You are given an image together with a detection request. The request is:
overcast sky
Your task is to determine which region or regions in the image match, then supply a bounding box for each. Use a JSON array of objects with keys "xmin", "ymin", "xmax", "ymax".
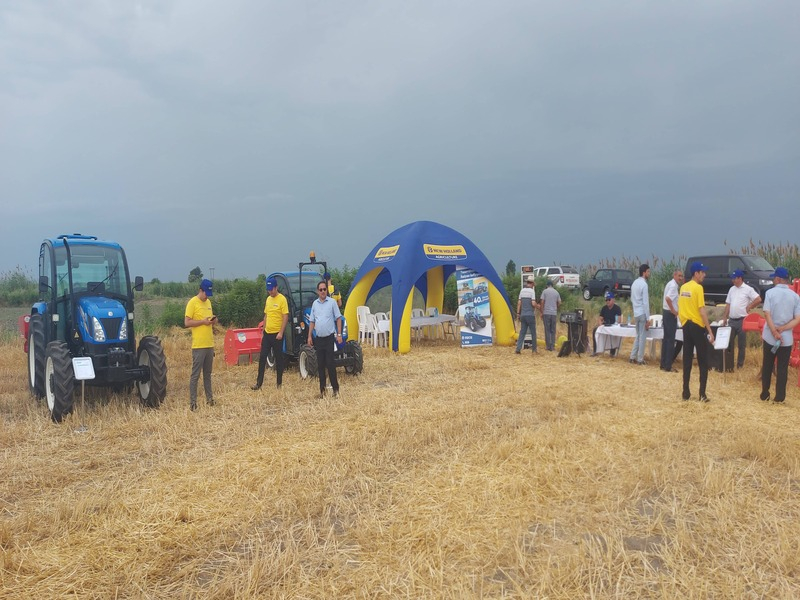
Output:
[{"xmin": 2, "ymin": 1, "xmax": 798, "ymax": 282}]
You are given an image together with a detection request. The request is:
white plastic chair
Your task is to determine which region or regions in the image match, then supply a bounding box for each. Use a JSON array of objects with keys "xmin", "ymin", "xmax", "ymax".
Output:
[
  {"xmin": 426, "ymin": 307, "xmax": 444, "ymax": 338},
  {"xmin": 356, "ymin": 306, "xmax": 374, "ymax": 344},
  {"xmin": 411, "ymin": 308, "xmax": 425, "ymax": 340},
  {"xmin": 373, "ymin": 312, "xmax": 389, "ymax": 347},
  {"xmin": 648, "ymin": 314, "xmax": 663, "ymax": 360}
]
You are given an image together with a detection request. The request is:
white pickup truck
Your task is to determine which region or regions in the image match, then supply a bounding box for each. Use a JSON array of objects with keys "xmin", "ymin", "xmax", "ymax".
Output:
[{"xmin": 534, "ymin": 265, "xmax": 581, "ymax": 290}]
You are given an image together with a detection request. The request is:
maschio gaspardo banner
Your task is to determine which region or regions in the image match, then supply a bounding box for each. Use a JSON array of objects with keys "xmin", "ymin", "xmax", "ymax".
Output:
[{"xmin": 456, "ymin": 266, "xmax": 492, "ymax": 347}]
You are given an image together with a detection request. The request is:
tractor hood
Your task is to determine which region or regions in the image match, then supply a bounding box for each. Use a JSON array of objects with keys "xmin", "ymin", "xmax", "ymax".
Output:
[{"xmin": 76, "ymin": 296, "xmax": 128, "ymax": 343}]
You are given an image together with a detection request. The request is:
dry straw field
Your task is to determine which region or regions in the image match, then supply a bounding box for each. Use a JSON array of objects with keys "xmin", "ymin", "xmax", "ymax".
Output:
[{"xmin": 1, "ymin": 326, "xmax": 800, "ymax": 599}]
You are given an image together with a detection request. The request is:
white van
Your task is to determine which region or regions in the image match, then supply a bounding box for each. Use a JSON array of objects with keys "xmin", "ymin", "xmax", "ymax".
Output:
[{"xmin": 534, "ymin": 265, "xmax": 581, "ymax": 290}]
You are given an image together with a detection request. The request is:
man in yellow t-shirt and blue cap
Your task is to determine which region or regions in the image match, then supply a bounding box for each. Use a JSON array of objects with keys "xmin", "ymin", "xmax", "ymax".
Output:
[{"xmin": 184, "ymin": 278, "xmax": 216, "ymax": 411}]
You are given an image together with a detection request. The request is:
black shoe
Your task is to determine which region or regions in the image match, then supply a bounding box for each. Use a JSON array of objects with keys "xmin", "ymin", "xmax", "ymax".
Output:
[
  {"xmin": 333, "ymin": 390, "xmax": 340, "ymax": 398},
  {"xmin": 682, "ymin": 391, "xmax": 690, "ymax": 401},
  {"xmin": 637, "ymin": 360, "xmax": 647, "ymax": 366},
  {"xmin": 773, "ymin": 399, "xmax": 785, "ymax": 404},
  {"xmin": 318, "ymin": 391, "xmax": 325, "ymax": 399},
  {"xmin": 760, "ymin": 391, "xmax": 770, "ymax": 401},
  {"xmin": 251, "ymin": 384, "xmax": 261, "ymax": 391},
  {"xmin": 207, "ymin": 400, "xmax": 215, "ymax": 406},
  {"xmin": 514, "ymin": 350, "xmax": 521, "ymax": 354},
  {"xmin": 700, "ymin": 395, "xmax": 710, "ymax": 403},
  {"xmin": 629, "ymin": 358, "xmax": 636, "ymax": 364},
  {"xmin": 190, "ymin": 402, "xmax": 197, "ymax": 411}
]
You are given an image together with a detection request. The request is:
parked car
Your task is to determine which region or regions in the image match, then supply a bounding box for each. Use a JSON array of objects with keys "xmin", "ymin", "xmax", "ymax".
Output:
[
  {"xmin": 534, "ymin": 265, "xmax": 581, "ymax": 290},
  {"xmin": 582, "ymin": 268, "xmax": 635, "ymax": 300},
  {"xmin": 684, "ymin": 254, "xmax": 775, "ymax": 304}
]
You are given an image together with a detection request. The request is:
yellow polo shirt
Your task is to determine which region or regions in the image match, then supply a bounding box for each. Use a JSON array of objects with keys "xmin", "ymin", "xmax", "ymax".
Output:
[
  {"xmin": 263, "ymin": 293, "xmax": 289, "ymax": 334},
  {"xmin": 185, "ymin": 296, "xmax": 214, "ymax": 349},
  {"xmin": 678, "ymin": 279, "xmax": 705, "ymax": 328}
]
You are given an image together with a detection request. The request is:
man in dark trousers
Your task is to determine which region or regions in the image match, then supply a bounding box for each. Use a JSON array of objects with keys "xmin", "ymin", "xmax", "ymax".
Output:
[
  {"xmin": 759, "ymin": 267, "xmax": 800, "ymax": 403},
  {"xmin": 308, "ymin": 280, "xmax": 343, "ymax": 398},
  {"xmin": 252, "ymin": 277, "xmax": 289, "ymax": 390},
  {"xmin": 678, "ymin": 262, "xmax": 715, "ymax": 402},
  {"xmin": 660, "ymin": 269, "xmax": 684, "ymax": 372}
]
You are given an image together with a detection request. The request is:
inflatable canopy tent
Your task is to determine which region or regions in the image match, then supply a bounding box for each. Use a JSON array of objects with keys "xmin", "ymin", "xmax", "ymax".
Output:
[{"xmin": 343, "ymin": 221, "xmax": 514, "ymax": 353}]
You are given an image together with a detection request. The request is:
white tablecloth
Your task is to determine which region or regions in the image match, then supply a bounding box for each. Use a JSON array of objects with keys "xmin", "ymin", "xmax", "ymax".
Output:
[
  {"xmin": 376, "ymin": 314, "xmax": 457, "ymax": 336},
  {"xmin": 595, "ymin": 324, "xmax": 683, "ymax": 356}
]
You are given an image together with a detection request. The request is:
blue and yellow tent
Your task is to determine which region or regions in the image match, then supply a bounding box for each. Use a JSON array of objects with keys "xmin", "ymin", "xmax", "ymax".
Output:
[{"xmin": 344, "ymin": 221, "xmax": 514, "ymax": 353}]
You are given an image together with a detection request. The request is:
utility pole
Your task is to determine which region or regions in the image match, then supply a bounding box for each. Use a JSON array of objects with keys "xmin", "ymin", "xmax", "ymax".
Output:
[{"xmin": 209, "ymin": 267, "xmax": 215, "ymax": 280}]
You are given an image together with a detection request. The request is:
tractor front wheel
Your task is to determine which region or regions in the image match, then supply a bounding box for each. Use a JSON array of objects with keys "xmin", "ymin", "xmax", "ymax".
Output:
[
  {"xmin": 298, "ymin": 344, "xmax": 318, "ymax": 380},
  {"xmin": 28, "ymin": 314, "xmax": 46, "ymax": 400},
  {"xmin": 45, "ymin": 341, "xmax": 75, "ymax": 423},
  {"xmin": 137, "ymin": 336, "xmax": 168, "ymax": 408},
  {"xmin": 344, "ymin": 341, "xmax": 363, "ymax": 375}
]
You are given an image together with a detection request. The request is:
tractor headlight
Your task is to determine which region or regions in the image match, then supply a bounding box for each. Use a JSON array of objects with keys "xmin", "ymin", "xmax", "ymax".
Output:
[
  {"xmin": 92, "ymin": 317, "xmax": 106, "ymax": 342},
  {"xmin": 119, "ymin": 317, "xmax": 128, "ymax": 340}
]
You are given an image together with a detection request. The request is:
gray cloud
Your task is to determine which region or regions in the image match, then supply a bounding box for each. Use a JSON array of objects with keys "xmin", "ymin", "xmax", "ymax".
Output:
[{"xmin": 2, "ymin": 1, "xmax": 798, "ymax": 281}]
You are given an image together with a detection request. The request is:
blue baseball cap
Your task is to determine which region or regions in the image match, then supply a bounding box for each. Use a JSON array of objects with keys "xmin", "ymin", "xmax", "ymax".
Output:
[
  {"xmin": 689, "ymin": 261, "xmax": 708, "ymax": 274},
  {"xmin": 199, "ymin": 278, "xmax": 213, "ymax": 296},
  {"xmin": 770, "ymin": 266, "xmax": 789, "ymax": 280},
  {"xmin": 604, "ymin": 291, "xmax": 615, "ymax": 300},
  {"xmin": 265, "ymin": 277, "xmax": 278, "ymax": 291},
  {"xmin": 730, "ymin": 269, "xmax": 744, "ymax": 279}
]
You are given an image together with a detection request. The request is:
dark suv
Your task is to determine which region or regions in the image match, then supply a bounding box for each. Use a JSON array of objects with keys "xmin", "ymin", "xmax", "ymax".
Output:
[
  {"xmin": 684, "ymin": 254, "xmax": 775, "ymax": 304},
  {"xmin": 583, "ymin": 269, "xmax": 635, "ymax": 300}
]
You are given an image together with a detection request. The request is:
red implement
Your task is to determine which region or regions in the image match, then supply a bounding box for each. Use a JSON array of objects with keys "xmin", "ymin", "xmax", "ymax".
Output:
[{"xmin": 223, "ymin": 323, "xmax": 263, "ymax": 366}]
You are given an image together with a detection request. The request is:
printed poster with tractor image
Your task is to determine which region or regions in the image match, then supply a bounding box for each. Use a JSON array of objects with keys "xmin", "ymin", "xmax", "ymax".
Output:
[{"xmin": 456, "ymin": 267, "xmax": 492, "ymax": 347}]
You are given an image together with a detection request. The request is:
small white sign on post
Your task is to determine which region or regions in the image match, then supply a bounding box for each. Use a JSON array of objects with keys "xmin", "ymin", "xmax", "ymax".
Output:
[
  {"xmin": 713, "ymin": 327, "xmax": 731, "ymax": 351},
  {"xmin": 71, "ymin": 357, "xmax": 95, "ymax": 433},
  {"xmin": 72, "ymin": 357, "xmax": 96, "ymax": 380}
]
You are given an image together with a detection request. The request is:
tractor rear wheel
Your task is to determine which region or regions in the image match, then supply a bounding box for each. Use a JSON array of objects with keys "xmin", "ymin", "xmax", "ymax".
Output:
[
  {"xmin": 468, "ymin": 318, "xmax": 479, "ymax": 332},
  {"xmin": 477, "ymin": 315, "xmax": 487, "ymax": 329},
  {"xmin": 137, "ymin": 336, "xmax": 168, "ymax": 408},
  {"xmin": 28, "ymin": 314, "xmax": 46, "ymax": 400},
  {"xmin": 45, "ymin": 341, "xmax": 75, "ymax": 423},
  {"xmin": 298, "ymin": 344, "xmax": 318, "ymax": 379},
  {"xmin": 344, "ymin": 341, "xmax": 363, "ymax": 375}
]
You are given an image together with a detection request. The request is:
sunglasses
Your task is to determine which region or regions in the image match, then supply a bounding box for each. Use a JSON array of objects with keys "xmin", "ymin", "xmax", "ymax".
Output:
[{"xmin": 317, "ymin": 287, "xmax": 327, "ymax": 292}]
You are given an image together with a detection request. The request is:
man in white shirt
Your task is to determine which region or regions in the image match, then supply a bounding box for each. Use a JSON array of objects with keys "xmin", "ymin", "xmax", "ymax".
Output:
[
  {"xmin": 629, "ymin": 264, "xmax": 651, "ymax": 365},
  {"xmin": 722, "ymin": 269, "xmax": 762, "ymax": 369},
  {"xmin": 660, "ymin": 269, "xmax": 684, "ymax": 372}
]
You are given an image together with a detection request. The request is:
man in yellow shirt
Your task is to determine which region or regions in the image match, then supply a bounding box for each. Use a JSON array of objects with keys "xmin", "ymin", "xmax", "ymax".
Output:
[
  {"xmin": 252, "ymin": 277, "xmax": 289, "ymax": 390},
  {"xmin": 678, "ymin": 262, "xmax": 715, "ymax": 402},
  {"xmin": 184, "ymin": 278, "xmax": 216, "ymax": 411}
]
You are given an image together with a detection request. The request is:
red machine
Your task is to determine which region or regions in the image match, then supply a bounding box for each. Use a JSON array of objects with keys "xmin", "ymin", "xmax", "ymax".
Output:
[{"xmin": 223, "ymin": 322, "xmax": 264, "ymax": 366}]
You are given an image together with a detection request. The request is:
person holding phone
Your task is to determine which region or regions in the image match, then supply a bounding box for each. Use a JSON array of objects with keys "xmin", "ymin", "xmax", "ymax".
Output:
[{"xmin": 184, "ymin": 278, "xmax": 216, "ymax": 411}]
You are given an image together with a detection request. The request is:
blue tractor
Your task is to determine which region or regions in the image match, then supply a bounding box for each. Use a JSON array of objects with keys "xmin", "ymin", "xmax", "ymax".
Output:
[
  {"xmin": 24, "ymin": 234, "xmax": 167, "ymax": 422},
  {"xmin": 265, "ymin": 253, "xmax": 363, "ymax": 379}
]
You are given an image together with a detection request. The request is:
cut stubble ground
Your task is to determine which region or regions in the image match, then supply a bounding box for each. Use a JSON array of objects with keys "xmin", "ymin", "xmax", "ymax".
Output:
[{"xmin": 1, "ymin": 330, "xmax": 799, "ymax": 598}]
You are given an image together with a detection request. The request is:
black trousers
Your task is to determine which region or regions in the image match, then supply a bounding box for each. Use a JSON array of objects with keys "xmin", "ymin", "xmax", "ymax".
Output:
[
  {"xmin": 726, "ymin": 317, "xmax": 747, "ymax": 368},
  {"xmin": 256, "ymin": 332, "xmax": 284, "ymax": 387},
  {"xmin": 313, "ymin": 334, "xmax": 339, "ymax": 394},
  {"xmin": 661, "ymin": 310, "xmax": 683, "ymax": 369},
  {"xmin": 682, "ymin": 321, "xmax": 710, "ymax": 398},
  {"xmin": 761, "ymin": 341, "xmax": 792, "ymax": 402}
]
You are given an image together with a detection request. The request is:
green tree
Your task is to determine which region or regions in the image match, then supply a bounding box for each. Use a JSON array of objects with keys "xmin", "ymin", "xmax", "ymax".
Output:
[
  {"xmin": 505, "ymin": 259, "xmax": 516, "ymax": 277},
  {"xmin": 188, "ymin": 267, "xmax": 203, "ymax": 283},
  {"xmin": 330, "ymin": 266, "xmax": 358, "ymax": 304}
]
